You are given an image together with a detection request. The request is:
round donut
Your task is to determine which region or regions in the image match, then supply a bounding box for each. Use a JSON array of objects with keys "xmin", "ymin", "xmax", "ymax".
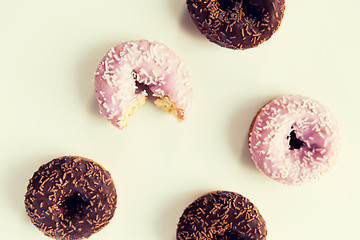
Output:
[
  {"xmin": 248, "ymin": 95, "xmax": 342, "ymax": 185},
  {"xmin": 186, "ymin": 0, "xmax": 286, "ymax": 49},
  {"xmin": 94, "ymin": 40, "xmax": 193, "ymax": 129},
  {"xmin": 177, "ymin": 191, "xmax": 267, "ymax": 240},
  {"xmin": 24, "ymin": 156, "xmax": 117, "ymax": 240}
]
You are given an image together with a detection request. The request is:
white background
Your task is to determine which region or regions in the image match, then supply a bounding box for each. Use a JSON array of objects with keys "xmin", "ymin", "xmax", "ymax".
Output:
[{"xmin": 1, "ymin": 0, "xmax": 359, "ymax": 239}]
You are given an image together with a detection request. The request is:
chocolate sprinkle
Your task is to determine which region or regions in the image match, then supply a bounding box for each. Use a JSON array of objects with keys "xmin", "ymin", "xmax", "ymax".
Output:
[
  {"xmin": 24, "ymin": 156, "xmax": 117, "ymax": 240},
  {"xmin": 186, "ymin": 0, "xmax": 285, "ymax": 49},
  {"xmin": 177, "ymin": 191, "xmax": 267, "ymax": 240}
]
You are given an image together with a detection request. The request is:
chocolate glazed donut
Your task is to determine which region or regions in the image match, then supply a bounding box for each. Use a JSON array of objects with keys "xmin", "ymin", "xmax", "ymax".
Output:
[
  {"xmin": 186, "ymin": 0, "xmax": 286, "ymax": 49},
  {"xmin": 24, "ymin": 156, "xmax": 117, "ymax": 240},
  {"xmin": 177, "ymin": 191, "xmax": 267, "ymax": 240}
]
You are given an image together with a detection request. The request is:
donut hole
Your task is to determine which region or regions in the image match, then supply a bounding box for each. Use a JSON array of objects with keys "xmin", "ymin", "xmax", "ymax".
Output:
[
  {"xmin": 217, "ymin": 0, "xmax": 241, "ymax": 11},
  {"xmin": 287, "ymin": 129, "xmax": 305, "ymax": 150},
  {"xmin": 241, "ymin": 0, "xmax": 271, "ymax": 22},
  {"xmin": 215, "ymin": 229, "xmax": 249, "ymax": 240},
  {"xmin": 134, "ymin": 78, "xmax": 157, "ymax": 102},
  {"xmin": 132, "ymin": 70, "xmax": 184, "ymax": 122},
  {"xmin": 61, "ymin": 192, "xmax": 90, "ymax": 221}
]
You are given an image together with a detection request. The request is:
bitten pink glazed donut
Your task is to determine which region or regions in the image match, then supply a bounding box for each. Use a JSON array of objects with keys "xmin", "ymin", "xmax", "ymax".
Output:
[
  {"xmin": 248, "ymin": 95, "xmax": 342, "ymax": 185},
  {"xmin": 94, "ymin": 40, "xmax": 192, "ymax": 129}
]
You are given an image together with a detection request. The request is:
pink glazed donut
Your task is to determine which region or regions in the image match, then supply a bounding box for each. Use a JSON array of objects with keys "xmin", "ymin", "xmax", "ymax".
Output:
[
  {"xmin": 94, "ymin": 40, "xmax": 192, "ymax": 129},
  {"xmin": 248, "ymin": 95, "xmax": 342, "ymax": 185}
]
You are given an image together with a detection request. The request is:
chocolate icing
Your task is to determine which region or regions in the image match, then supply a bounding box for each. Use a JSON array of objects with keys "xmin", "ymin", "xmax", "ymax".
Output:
[
  {"xmin": 24, "ymin": 156, "xmax": 117, "ymax": 240},
  {"xmin": 177, "ymin": 191, "xmax": 267, "ymax": 240},
  {"xmin": 186, "ymin": 0, "xmax": 285, "ymax": 49}
]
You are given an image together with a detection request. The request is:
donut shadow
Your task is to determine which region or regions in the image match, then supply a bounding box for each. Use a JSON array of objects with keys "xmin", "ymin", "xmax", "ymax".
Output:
[
  {"xmin": 179, "ymin": 8, "xmax": 205, "ymax": 40},
  {"xmin": 155, "ymin": 190, "xmax": 204, "ymax": 240},
  {"xmin": 6, "ymin": 154, "xmax": 49, "ymax": 218},
  {"xmin": 167, "ymin": 0, "xmax": 205, "ymax": 40},
  {"xmin": 228, "ymin": 98, "xmax": 268, "ymax": 171},
  {"xmin": 75, "ymin": 42, "xmax": 117, "ymax": 120}
]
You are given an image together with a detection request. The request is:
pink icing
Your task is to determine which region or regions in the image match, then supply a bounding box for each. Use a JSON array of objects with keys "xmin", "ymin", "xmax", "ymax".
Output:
[
  {"xmin": 249, "ymin": 95, "xmax": 342, "ymax": 185},
  {"xmin": 94, "ymin": 40, "xmax": 192, "ymax": 129}
]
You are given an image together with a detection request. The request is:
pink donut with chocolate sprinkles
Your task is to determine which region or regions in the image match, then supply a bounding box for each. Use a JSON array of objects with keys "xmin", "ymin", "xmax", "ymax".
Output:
[
  {"xmin": 24, "ymin": 156, "xmax": 117, "ymax": 240},
  {"xmin": 177, "ymin": 191, "xmax": 267, "ymax": 240},
  {"xmin": 248, "ymin": 95, "xmax": 343, "ymax": 185},
  {"xmin": 186, "ymin": 0, "xmax": 286, "ymax": 49},
  {"xmin": 94, "ymin": 40, "xmax": 192, "ymax": 129}
]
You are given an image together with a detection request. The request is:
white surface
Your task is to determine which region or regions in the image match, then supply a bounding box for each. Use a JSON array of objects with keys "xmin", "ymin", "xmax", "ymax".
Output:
[{"xmin": 1, "ymin": 0, "xmax": 359, "ymax": 239}]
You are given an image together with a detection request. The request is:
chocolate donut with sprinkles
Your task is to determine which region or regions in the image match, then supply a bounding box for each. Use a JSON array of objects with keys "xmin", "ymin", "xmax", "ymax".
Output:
[
  {"xmin": 24, "ymin": 156, "xmax": 117, "ymax": 240},
  {"xmin": 248, "ymin": 95, "xmax": 343, "ymax": 185},
  {"xmin": 177, "ymin": 191, "xmax": 267, "ymax": 240},
  {"xmin": 186, "ymin": 0, "xmax": 286, "ymax": 49}
]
